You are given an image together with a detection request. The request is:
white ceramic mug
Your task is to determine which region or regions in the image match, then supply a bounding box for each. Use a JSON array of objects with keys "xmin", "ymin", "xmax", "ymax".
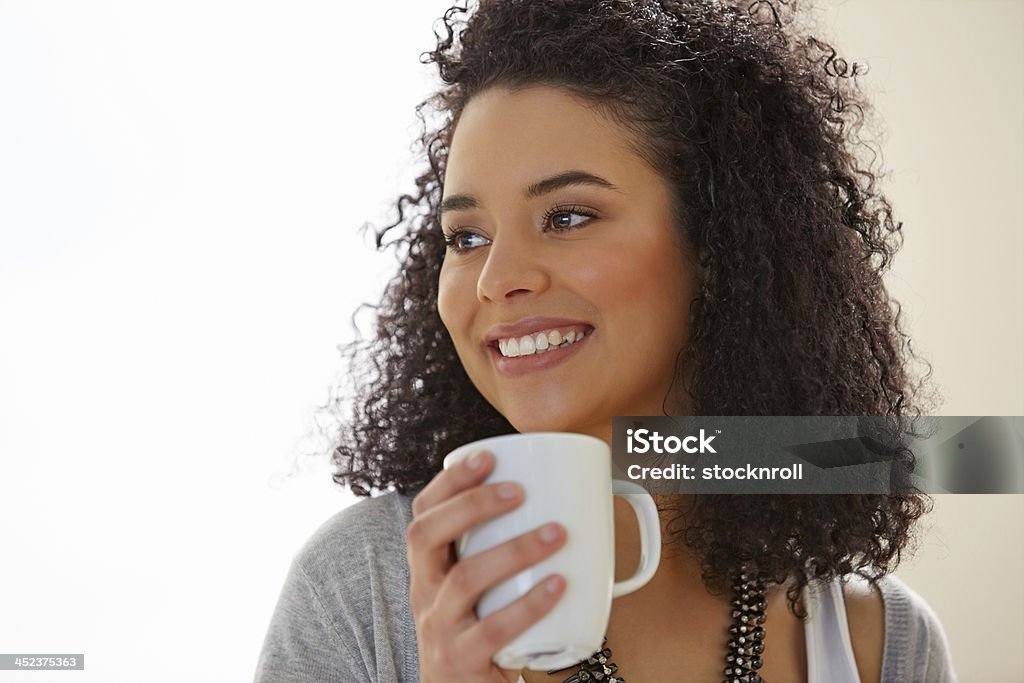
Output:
[{"xmin": 443, "ymin": 432, "xmax": 661, "ymax": 670}]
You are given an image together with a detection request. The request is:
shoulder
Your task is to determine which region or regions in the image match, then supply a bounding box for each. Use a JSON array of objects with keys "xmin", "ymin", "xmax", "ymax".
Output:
[
  {"xmin": 255, "ymin": 493, "xmax": 418, "ymax": 682},
  {"xmin": 295, "ymin": 492, "xmax": 415, "ymax": 591},
  {"xmin": 873, "ymin": 574, "xmax": 957, "ymax": 682},
  {"xmin": 299, "ymin": 492, "xmax": 414, "ymax": 559}
]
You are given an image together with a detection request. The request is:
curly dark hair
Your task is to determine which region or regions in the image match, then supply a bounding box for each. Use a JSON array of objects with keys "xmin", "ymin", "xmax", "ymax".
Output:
[{"xmin": 325, "ymin": 0, "xmax": 933, "ymax": 615}]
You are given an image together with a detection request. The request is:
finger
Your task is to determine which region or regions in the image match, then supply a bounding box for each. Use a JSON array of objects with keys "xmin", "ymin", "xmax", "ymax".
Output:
[
  {"xmin": 451, "ymin": 573, "xmax": 567, "ymax": 670},
  {"xmin": 406, "ymin": 481, "xmax": 525, "ymax": 584},
  {"xmin": 433, "ymin": 522, "xmax": 567, "ymax": 622},
  {"xmin": 412, "ymin": 450, "xmax": 494, "ymax": 518}
]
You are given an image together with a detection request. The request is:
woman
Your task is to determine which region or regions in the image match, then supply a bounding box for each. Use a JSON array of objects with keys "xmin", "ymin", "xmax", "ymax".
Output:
[{"xmin": 256, "ymin": 1, "xmax": 956, "ymax": 681}]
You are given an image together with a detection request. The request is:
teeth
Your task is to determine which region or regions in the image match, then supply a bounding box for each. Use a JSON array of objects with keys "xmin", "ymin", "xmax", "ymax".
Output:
[{"xmin": 496, "ymin": 327, "xmax": 588, "ymax": 358}]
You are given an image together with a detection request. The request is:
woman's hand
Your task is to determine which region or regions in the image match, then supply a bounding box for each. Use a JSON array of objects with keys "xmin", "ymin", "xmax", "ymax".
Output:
[{"xmin": 407, "ymin": 450, "xmax": 568, "ymax": 683}]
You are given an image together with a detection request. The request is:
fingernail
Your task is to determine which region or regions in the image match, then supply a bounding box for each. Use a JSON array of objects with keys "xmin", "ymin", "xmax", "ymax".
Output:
[
  {"xmin": 496, "ymin": 483, "xmax": 520, "ymax": 500},
  {"xmin": 539, "ymin": 523, "xmax": 562, "ymax": 544},
  {"xmin": 467, "ymin": 451, "xmax": 488, "ymax": 470},
  {"xmin": 545, "ymin": 576, "xmax": 564, "ymax": 593}
]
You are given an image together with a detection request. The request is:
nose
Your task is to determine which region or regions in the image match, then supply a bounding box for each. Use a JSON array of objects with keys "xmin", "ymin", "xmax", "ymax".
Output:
[{"xmin": 476, "ymin": 231, "xmax": 551, "ymax": 303}]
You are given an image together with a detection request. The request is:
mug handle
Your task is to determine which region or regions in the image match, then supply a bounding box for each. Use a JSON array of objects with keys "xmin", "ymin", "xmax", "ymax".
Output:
[{"xmin": 610, "ymin": 479, "xmax": 662, "ymax": 598}]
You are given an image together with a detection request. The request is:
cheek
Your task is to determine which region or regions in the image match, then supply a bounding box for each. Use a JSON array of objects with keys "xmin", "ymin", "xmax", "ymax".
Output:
[
  {"xmin": 568, "ymin": 241, "xmax": 636, "ymax": 295},
  {"xmin": 572, "ymin": 237, "xmax": 677, "ymax": 304},
  {"xmin": 584, "ymin": 237, "xmax": 693, "ymax": 342}
]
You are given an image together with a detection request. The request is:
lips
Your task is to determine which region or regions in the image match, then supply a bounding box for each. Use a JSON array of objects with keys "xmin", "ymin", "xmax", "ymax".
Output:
[
  {"xmin": 483, "ymin": 317, "xmax": 595, "ymax": 377},
  {"xmin": 497, "ymin": 326, "xmax": 588, "ymax": 357}
]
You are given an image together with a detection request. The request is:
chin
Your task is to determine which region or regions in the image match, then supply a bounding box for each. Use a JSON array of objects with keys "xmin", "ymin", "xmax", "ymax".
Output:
[
  {"xmin": 489, "ymin": 390, "xmax": 604, "ymax": 435},
  {"xmin": 506, "ymin": 417, "xmax": 564, "ymax": 434},
  {"xmin": 503, "ymin": 408, "xmax": 592, "ymax": 436}
]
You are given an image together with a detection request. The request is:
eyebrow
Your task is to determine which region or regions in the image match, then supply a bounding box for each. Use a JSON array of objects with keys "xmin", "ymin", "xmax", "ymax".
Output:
[{"xmin": 439, "ymin": 170, "xmax": 618, "ymax": 215}]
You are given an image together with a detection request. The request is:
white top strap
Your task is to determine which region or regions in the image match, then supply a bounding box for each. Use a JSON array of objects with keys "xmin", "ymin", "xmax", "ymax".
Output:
[{"xmin": 804, "ymin": 577, "xmax": 862, "ymax": 683}]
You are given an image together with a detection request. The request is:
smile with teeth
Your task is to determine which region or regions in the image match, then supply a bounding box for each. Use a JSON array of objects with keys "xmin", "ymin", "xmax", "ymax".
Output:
[{"xmin": 496, "ymin": 327, "xmax": 588, "ymax": 358}]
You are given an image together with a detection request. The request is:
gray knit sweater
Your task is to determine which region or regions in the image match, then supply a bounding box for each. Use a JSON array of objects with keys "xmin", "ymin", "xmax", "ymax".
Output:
[{"xmin": 254, "ymin": 493, "xmax": 957, "ymax": 682}]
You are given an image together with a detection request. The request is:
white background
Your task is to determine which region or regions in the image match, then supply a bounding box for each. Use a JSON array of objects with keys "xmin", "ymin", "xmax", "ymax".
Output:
[{"xmin": 1, "ymin": 1, "xmax": 1021, "ymax": 681}]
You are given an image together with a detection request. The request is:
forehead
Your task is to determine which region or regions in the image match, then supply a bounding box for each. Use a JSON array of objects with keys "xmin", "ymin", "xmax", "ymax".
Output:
[{"xmin": 444, "ymin": 85, "xmax": 650, "ymax": 194}]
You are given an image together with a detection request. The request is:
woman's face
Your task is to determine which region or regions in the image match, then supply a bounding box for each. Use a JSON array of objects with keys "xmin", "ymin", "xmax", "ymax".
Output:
[{"xmin": 437, "ymin": 85, "xmax": 697, "ymax": 441}]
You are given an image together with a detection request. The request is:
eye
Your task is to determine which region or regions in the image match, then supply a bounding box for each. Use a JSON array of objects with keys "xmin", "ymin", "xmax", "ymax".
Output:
[
  {"xmin": 543, "ymin": 205, "xmax": 598, "ymax": 232},
  {"xmin": 443, "ymin": 229, "xmax": 491, "ymax": 253}
]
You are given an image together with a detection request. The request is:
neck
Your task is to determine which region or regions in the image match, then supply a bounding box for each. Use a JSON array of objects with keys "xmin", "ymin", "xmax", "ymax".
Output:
[
  {"xmin": 613, "ymin": 494, "xmax": 711, "ymax": 601},
  {"xmin": 576, "ymin": 422, "xmax": 613, "ymax": 446}
]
